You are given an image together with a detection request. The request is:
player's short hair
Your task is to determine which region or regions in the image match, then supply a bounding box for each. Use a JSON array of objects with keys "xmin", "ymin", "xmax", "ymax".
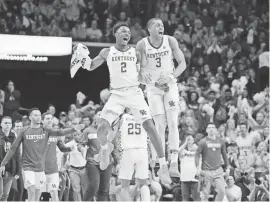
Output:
[
  {"xmin": 28, "ymin": 108, "xmax": 40, "ymax": 116},
  {"xmin": 112, "ymin": 22, "xmax": 129, "ymax": 35},
  {"xmin": 147, "ymin": 18, "xmax": 161, "ymax": 30},
  {"xmin": 206, "ymin": 122, "xmax": 215, "ymax": 127},
  {"xmin": 1, "ymin": 116, "xmax": 12, "ymax": 123},
  {"xmin": 42, "ymin": 112, "xmax": 53, "ymax": 120}
]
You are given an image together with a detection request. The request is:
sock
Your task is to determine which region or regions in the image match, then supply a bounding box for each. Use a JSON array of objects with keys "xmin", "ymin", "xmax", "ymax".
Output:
[
  {"xmin": 140, "ymin": 185, "xmax": 151, "ymax": 202},
  {"xmin": 170, "ymin": 152, "xmax": 179, "ymax": 164}
]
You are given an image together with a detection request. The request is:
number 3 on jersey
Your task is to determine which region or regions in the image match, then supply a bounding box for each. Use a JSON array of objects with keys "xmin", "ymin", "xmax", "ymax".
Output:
[
  {"xmin": 121, "ymin": 62, "xmax": 127, "ymax": 72},
  {"xmin": 128, "ymin": 123, "xmax": 141, "ymax": 135},
  {"xmin": 155, "ymin": 57, "xmax": 161, "ymax": 68}
]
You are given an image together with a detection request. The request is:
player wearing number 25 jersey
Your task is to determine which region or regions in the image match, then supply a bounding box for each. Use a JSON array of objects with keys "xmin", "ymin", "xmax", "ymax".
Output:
[{"xmin": 117, "ymin": 113, "xmax": 149, "ymax": 180}]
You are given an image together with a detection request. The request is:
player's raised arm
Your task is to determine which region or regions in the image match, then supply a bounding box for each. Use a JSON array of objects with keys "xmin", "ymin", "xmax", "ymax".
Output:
[
  {"xmin": 136, "ymin": 40, "xmax": 152, "ymax": 84},
  {"xmin": 88, "ymin": 48, "xmax": 110, "ymax": 71},
  {"xmin": 168, "ymin": 36, "xmax": 187, "ymax": 78},
  {"xmin": 0, "ymin": 128, "xmax": 23, "ymax": 168}
]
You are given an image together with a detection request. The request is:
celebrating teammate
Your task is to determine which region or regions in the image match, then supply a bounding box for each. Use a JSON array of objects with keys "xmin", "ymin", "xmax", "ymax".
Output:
[
  {"xmin": 71, "ymin": 22, "xmax": 171, "ymax": 185},
  {"xmin": 114, "ymin": 108, "xmax": 151, "ymax": 201},
  {"xmin": 42, "ymin": 112, "xmax": 73, "ymax": 201},
  {"xmin": 0, "ymin": 108, "xmax": 78, "ymax": 201},
  {"xmin": 136, "ymin": 18, "xmax": 187, "ymax": 177}
]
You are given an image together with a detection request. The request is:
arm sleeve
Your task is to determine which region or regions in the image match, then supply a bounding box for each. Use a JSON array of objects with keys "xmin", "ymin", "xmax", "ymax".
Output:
[
  {"xmin": 195, "ymin": 140, "xmax": 204, "ymax": 168},
  {"xmin": 221, "ymin": 141, "xmax": 229, "ymax": 169},
  {"xmin": 57, "ymin": 140, "xmax": 72, "ymax": 153}
]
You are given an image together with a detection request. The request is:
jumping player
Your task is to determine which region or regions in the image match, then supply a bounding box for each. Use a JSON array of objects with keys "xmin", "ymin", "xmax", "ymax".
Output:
[
  {"xmin": 136, "ymin": 18, "xmax": 187, "ymax": 177},
  {"xmin": 72, "ymin": 22, "xmax": 171, "ymax": 185},
  {"xmin": 115, "ymin": 108, "xmax": 151, "ymax": 201},
  {"xmin": 0, "ymin": 108, "xmax": 78, "ymax": 201}
]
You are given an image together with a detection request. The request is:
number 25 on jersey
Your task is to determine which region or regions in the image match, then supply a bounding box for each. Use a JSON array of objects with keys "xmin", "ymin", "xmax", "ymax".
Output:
[{"xmin": 128, "ymin": 123, "xmax": 141, "ymax": 135}]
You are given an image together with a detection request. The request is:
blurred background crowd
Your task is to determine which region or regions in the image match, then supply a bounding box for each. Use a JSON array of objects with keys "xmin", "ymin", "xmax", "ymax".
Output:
[{"xmin": 0, "ymin": 0, "xmax": 269, "ymax": 201}]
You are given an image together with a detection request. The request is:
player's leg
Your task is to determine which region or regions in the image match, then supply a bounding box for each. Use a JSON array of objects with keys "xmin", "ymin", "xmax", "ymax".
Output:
[
  {"xmin": 135, "ymin": 149, "xmax": 151, "ymax": 202},
  {"xmin": 98, "ymin": 93, "xmax": 125, "ymax": 170},
  {"xmin": 147, "ymin": 91, "xmax": 166, "ymax": 163},
  {"xmin": 164, "ymin": 83, "xmax": 180, "ymax": 177},
  {"xmin": 213, "ymin": 168, "xmax": 226, "ymax": 201},
  {"xmin": 118, "ymin": 149, "xmax": 135, "ymax": 201},
  {"xmin": 21, "ymin": 170, "xmax": 37, "ymax": 201},
  {"xmin": 46, "ymin": 173, "xmax": 60, "ymax": 201},
  {"xmin": 130, "ymin": 88, "xmax": 171, "ymax": 184},
  {"xmin": 34, "ymin": 172, "xmax": 46, "ymax": 201}
]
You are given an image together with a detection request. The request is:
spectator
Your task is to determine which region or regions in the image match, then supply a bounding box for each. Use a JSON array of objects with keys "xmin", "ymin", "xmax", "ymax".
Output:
[
  {"xmin": 65, "ymin": 130, "xmax": 87, "ymax": 201},
  {"xmin": 250, "ymin": 174, "xmax": 269, "ymax": 201},
  {"xmin": 179, "ymin": 136, "xmax": 200, "ymax": 201},
  {"xmin": 21, "ymin": 0, "xmax": 35, "ymax": 17},
  {"xmin": 86, "ymin": 20, "xmax": 103, "ymax": 42},
  {"xmin": 0, "ymin": 116, "xmax": 20, "ymax": 201},
  {"xmin": 47, "ymin": 104, "xmax": 59, "ymax": 125},
  {"xmin": 225, "ymin": 175, "xmax": 242, "ymax": 202},
  {"xmin": 130, "ymin": 22, "xmax": 147, "ymax": 44},
  {"xmin": 3, "ymin": 81, "xmax": 21, "ymax": 121},
  {"xmin": 64, "ymin": 0, "xmax": 85, "ymax": 24},
  {"xmin": 71, "ymin": 20, "xmax": 87, "ymax": 40}
]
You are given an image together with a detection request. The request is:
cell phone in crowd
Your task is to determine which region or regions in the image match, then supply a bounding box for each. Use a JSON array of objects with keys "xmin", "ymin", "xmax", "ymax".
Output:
[{"xmin": 255, "ymin": 179, "xmax": 262, "ymax": 185}]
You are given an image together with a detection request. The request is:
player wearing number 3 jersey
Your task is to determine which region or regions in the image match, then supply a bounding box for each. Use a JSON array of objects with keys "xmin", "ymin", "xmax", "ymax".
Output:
[
  {"xmin": 115, "ymin": 109, "xmax": 150, "ymax": 201},
  {"xmin": 73, "ymin": 22, "xmax": 171, "ymax": 186},
  {"xmin": 137, "ymin": 18, "xmax": 187, "ymax": 177}
]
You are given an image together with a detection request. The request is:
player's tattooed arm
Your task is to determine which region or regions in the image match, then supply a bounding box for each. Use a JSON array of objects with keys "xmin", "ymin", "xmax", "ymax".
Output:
[
  {"xmin": 168, "ymin": 36, "xmax": 187, "ymax": 78},
  {"xmin": 89, "ymin": 48, "xmax": 110, "ymax": 71},
  {"xmin": 136, "ymin": 40, "xmax": 152, "ymax": 84},
  {"xmin": 1, "ymin": 129, "xmax": 23, "ymax": 167}
]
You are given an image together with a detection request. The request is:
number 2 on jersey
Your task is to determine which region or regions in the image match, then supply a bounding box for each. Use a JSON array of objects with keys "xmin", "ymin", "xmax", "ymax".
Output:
[
  {"xmin": 128, "ymin": 123, "xmax": 141, "ymax": 135},
  {"xmin": 155, "ymin": 57, "xmax": 161, "ymax": 68},
  {"xmin": 121, "ymin": 62, "xmax": 127, "ymax": 72}
]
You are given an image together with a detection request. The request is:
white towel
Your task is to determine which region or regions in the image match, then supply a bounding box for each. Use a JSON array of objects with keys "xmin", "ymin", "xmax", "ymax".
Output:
[{"xmin": 70, "ymin": 43, "xmax": 92, "ymax": 78}]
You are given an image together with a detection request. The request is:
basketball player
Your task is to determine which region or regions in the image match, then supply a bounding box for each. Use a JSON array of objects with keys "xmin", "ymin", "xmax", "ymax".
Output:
[
  {"xmin": 136, "ymin": 18, "xmax": 187, "ymax": 177},
  {"xmin": 41, "ymin": 112, "xmax": 73, "ymax": 201},
  {"xmin": 236, "ymin": 122, "xmax": 254, "ymax": 166},
  {"xmin": 0, "ymin": 108, "xmax": 78, "ymax": 201},
  {"xmin": 72, "ymin": 22, "xmax": 171, "ymax": 184},
  {"xmin": 114, "ymin": 108, "xmax": 151, "ymax": 201}
]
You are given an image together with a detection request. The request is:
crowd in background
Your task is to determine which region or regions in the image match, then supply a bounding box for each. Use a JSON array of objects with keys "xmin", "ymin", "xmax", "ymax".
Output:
[{"xmin": 0, "ymin": 0, "xmax": 269, "ymax": 201}]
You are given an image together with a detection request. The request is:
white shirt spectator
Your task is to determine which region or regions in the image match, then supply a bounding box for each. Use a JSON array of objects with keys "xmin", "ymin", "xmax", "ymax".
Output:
[
  {"xmin": 86, "ymin": 20, "xmax": 103, "ymax": 42},
  {"xmin": 180, "ymin": 149, "xmax": 198, "ymax": 182},
  {"xmin": 225, "ymin": 184, "xmax": 242, "ymax": 202},
  {"xmin": 65, "ymin": 139, "xmax": 86, "ymax": 167},
  {"xmin": 259, "ymin": 51, "xmax": 269, "ymax": 68}
]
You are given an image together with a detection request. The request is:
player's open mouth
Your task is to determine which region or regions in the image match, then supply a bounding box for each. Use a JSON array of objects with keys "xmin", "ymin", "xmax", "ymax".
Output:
[
  {"xmin": 123, "ymin": 37, "xmax": 128, "ymax": 41},
  {"xmin": 159, "ymin": 32, "xmax": 163, "ymax": 35}
]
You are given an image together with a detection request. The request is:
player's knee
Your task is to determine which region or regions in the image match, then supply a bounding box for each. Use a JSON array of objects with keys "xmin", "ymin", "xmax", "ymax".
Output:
[
  {"xmin": 121, "ymin": 179, "xmax": 130, "ymax": 188},
  {"xmin": 27, "ymin": 185, "xmax": 36, "ymax": 196},
  {"xmin": 216, "ymin": 183, "xmax": 226, "ymax": 196},
  {"xmin": 140, "ymin": 185, "xmax": 150, "ymax": 193},
  {"xmin": 142, "ymin": 119, "xmax": 155, "ymax": 132}
]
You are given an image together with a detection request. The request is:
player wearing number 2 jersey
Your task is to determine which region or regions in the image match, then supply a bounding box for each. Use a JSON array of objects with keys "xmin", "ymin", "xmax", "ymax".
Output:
[
  {"xmin": 115, "ymin": 109, "xmax": 150, "ymax": 201},
  {"xmin": 136, "ymin": 18, "xmax": 187, "ymax": 177},
  {"xmin": 73, "ymin": 22, "xmax": 171, "ymax": 186}
]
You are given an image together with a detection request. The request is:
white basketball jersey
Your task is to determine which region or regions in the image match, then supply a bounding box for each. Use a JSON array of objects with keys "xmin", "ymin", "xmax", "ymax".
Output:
[
  {"xmin": 236, "ymin": 135, "xmax": 253, "ymax": 157},
  {"xmin": 143, "ymin": 35, "xmax": 175, "ymax": 83},
  {"xmin": 119, "ymin": 114, "xmax": 148, "ymax": 150},
  {"xmin": 106, "ymin": 46, "xmax": 140, "ymax": 89}
]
